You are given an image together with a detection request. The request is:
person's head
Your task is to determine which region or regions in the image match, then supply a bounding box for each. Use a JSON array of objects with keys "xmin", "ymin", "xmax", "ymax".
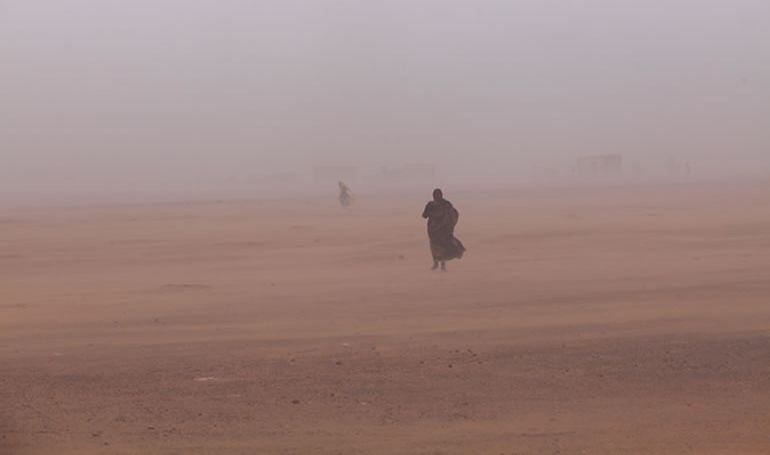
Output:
[{"xmin": 432, "ymin": 188, "xmax": 443, "ymax": 202}]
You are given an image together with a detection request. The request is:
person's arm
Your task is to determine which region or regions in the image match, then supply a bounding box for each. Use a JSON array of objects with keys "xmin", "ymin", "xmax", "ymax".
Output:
[
  {"xmin": 422, "ymin": 202, "xmax": 432, "ymax": 219},
  {"xmin": 449, "ymin": 205, "xmax": 459, "ymax": 229}
]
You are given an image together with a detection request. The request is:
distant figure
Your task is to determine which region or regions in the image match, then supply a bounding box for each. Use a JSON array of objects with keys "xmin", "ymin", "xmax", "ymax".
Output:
[
  {"xmin": 422, "ymin": 189, "xmax": 466, "ymax": 271},
  {"xmin": 338, "ymin": 181, "xmax": 353, "ymax": 208}
]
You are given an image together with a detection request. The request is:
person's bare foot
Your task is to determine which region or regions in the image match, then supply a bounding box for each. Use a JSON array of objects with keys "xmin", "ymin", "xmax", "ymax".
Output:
[
  {"xmin": 431, "ymin": 261, "xmax": 439, "ymax": 271},
  {"xmin": 440, "ymin": 262, "xmax": 447, "ymax": 272}
]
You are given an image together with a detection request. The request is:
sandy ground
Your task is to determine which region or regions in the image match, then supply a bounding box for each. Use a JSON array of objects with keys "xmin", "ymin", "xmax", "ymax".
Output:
[{"xmin": 3, "ymin": 182, "xmax": 770, "ymax": 454}]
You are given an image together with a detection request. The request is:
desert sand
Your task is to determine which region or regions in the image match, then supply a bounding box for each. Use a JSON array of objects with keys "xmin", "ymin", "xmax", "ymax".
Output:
[{"xmin": 3, "ymin": 181, "xmax": 770, "ymax": 454}]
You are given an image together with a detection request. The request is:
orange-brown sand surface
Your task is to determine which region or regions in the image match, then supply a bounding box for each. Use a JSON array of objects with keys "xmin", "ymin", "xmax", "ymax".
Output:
[{"xmin": 3, "ymin": 182, "xmax": 770, "ymax": 454}]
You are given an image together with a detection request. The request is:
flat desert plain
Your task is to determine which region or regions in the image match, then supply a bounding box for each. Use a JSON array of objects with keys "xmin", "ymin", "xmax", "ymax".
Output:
[{"xmin": 3, "ymin": 182, "xmax": 770, "ymax": 454}]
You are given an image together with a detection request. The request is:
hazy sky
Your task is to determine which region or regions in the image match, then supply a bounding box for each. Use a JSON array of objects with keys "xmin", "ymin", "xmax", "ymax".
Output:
[{"xmin": 2, "ymin": 0, "xmax": 769, "ymax": 199}]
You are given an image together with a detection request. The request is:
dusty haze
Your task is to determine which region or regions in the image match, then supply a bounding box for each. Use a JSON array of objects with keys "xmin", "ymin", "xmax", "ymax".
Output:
[
  {"xmin": 5, "ymin": 3, "xmax": 770, "ymax": 454},
  {"xmin": 2, "ymin": 0, "xmax": 769, "ymax": 203}
]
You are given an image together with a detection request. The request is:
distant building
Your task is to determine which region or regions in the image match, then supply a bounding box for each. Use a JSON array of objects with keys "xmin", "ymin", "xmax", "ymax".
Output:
[
  {"xmin": 312, "ymin": 165, "xmax": 358, "ymax": 184},
  {"xmin": 576, "ymin": 154, "xmax": 623, "ymax": 176},
  {"xmin": 378, "ymin": 164, "xmax": 437, "ymax": 181},
  {"xmin": 259, "ymin": 172, "xmax": 298, "ymax": 184}
]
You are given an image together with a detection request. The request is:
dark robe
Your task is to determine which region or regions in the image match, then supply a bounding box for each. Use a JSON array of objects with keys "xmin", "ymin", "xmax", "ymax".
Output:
[
  {"xmin": 422, "ymin": 199, "xmax": 466, "ymax": 261},
  {"xmin": 339, "ymin": 184, "xmax": 353, "ymax": 207}
]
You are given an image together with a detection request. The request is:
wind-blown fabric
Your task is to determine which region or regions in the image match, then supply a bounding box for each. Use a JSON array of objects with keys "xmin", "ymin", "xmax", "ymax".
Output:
[{"xmin": 422, "ymin": 199, "xmax": 466, "ymax": 261}]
